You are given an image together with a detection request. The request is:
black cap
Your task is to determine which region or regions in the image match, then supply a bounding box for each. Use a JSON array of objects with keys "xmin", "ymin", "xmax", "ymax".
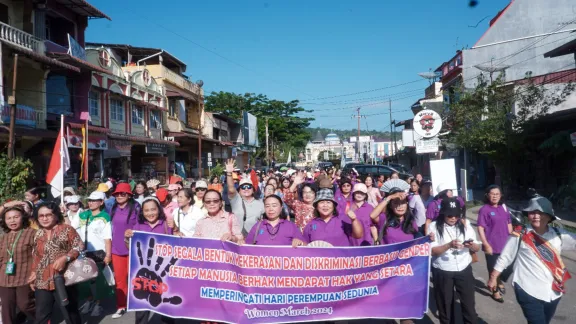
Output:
[{"xmin": 440, "ymin": 197, "xmax": 462, "ymax": 216}]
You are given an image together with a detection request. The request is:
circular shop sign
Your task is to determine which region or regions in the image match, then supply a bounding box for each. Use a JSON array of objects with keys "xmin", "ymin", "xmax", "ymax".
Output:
[{"xmin": 413, "ymin": 109, "xmax": 442, "ymax": 138}]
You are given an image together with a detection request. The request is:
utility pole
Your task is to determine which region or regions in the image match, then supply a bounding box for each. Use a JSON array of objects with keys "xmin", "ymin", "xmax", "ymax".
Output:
[
  {"xmin": 7, "ymin": 54, "xmax": 18, "ymax": 159},
  {"xmin": 197, "ymin": 103, "xmax": 202, "ymax": 178},
  {"xmin": 265, "ymin": 117, "xmax": 269, "ymax": 167},
  {"xmin": 352, "ymin": 108, "xmax": 364, "ymax": 162},
  {"xmin": 389, "ymin": 98, "xmax": 394, "ymax": 159}
]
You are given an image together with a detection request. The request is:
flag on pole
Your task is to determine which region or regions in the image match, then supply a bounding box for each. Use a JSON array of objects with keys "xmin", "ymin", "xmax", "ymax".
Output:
[
  {"xmin": 80, "ymin": 122, "xmax": 88, "ymax": 181},
  {"xmin": 46, "ymin": 115, "xmax": 70, "ymax": 198}
]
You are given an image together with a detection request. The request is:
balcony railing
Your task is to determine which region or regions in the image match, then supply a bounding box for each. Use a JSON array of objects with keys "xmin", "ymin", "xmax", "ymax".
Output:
[
  {"xmin": 0, "ymin": 21, "xmax": 44, "ymax": 53},
  {"xmin": 162, "ymin": 68, "xmax": 201, "ymax": 96}
]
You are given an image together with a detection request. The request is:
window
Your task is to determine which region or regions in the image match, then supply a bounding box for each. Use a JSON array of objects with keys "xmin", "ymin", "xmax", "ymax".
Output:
[
  {"xmin": 99, "ymin": 50, "xmax": 111, "ymax": 68},
  {"xmin": 212, "ymin": 128, "xmax": 220, "ymax": 140},
  {"xmin": 110, "ymin": 99, "xmax": 124, "ymax": 122},
  {"xmin": 220, "ymin": 129, "xmax": 229, "ymax": 141},
  {"xmin": 150, "ymin": 110, "xmax": 161, "ymax": 129},
  {"xmin": 169, "ymin": 99, "xmax": 177, "ymax": 118},
  {"xmin": 132, "ymin": 105, "xmax": 143, "ymax": 125},
  {"xmin": 46, "ymin": 73, "xmax": 73, "ymax": 115},
  {"xmin": 89, "ymin": 91, "xmax": 100, "ymax": 117}
]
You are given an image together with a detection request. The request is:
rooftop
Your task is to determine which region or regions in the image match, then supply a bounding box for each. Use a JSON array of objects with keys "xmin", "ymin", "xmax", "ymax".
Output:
[
  {"xmin": 86, "ymin": 43, "xmax": 187, "ymax": 71},
  {"xmin": 55, "ymin": 0, "xmax": 111, "ymax": 20}
]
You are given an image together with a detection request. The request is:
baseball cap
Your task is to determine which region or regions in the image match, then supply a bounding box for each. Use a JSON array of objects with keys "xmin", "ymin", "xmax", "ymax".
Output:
[
  {"xmin": 65, "ymin": 195, "xmax": 80, "ymax": 205},
  {"xmin": 353, "ymin": 183, "xmax": 368, "ymax": 194},
  {"xmin": 440, "ymin": 197, "xmax": 462, "ymax": 216},
  {"xmin": 96, "ymin": 183, "xmax": 110, "ymax": 193},
  {"xmin": 156, "ymin": 188, "xmax": 169, "ymax": 203},
  {"xmin": 196, "ymin": 180, "xmax": 208, "ymax": 189},
  {"xmin": 88, "ymin": 191, "xmax": 106, "ymax": 201}
]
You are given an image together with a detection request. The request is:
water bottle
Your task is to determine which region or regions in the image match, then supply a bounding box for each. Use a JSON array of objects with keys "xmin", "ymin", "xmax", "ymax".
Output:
[{"xmin": 54, "ymin": 273, "xmax": 69, "ymax": 307}]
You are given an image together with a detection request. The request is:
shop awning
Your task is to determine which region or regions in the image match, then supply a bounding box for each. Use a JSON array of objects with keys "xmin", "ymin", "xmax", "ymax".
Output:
[
  {"xmin": 1, "ymin": 42, "xmax": 80, "ymax": 73},
  {"xmin": 132, "ymin": 98, "xmax": 168, "ymax": 112},
  {"xmin": 108, "ymin": 133, "xmax": 179, "ymax": 146},
  {"xmin": 54, "ymin": 0, "xmax": 111, "ymax": 20},
  {"xmin": 47, "ymin": 52, "xmax": 112, "ymax": 75},
  {"xmin": 220, "ymin": 141, "xmax": 234, "ymax": 146},
  {"xmin": 167, "ymin": 131, "xmax": 220, "ymax": 143},
  {"xmin": 68, "ymin": 122, "xmax": 110, "ymax": 134}
]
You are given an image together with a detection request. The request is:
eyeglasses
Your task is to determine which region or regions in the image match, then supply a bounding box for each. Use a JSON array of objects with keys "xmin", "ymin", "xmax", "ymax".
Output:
[
  {"xmin": 446, "ymin": 215, "xmax": 460, "ymax": 218},
  {"xmin": 239, "ymin": 185, "xmax": 253, "ymax": 190},
  {"xmin": 196, "ymin": 188, "xmax": 207, "ymax": 192},
  {"xmin": 38, "ymin": 213, "xmax": 54, "ymax": 219},
  {"xmin": 114, "ymin": 193, "xmax": 129, "ymax": 197},
  {"xmin": 204, "ymin": 199, "xmax": 221, "ymax": 205}
]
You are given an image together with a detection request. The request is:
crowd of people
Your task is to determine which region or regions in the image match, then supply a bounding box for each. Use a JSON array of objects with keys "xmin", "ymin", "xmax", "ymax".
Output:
[{"xmin": 0, "ymin": 159, "xmax": 574, "ymax": 324}]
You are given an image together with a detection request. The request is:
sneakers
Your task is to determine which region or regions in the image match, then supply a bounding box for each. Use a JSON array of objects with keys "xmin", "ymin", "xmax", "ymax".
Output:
[
  {"xmin": 90, "ymin": 304, "xmax": 104, "ymax": 317},
  {"xmin": 79, "ymin": 300, "xmax": 94, "ymax": 315},
  {"xmin": 111, "ymin": 308, "xmax": 126, "ymax": 319}
]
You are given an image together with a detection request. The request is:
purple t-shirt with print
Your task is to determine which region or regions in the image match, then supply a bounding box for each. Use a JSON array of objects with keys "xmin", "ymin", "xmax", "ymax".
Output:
[
  {"xmin": 346, "ymin": 202, "xmax": 375, "ymax": 246},
  {"xmin": 245, "ymin": 219, "xmax": 304, "ymax": 246},
  {"xmin": 132, "ymin": 219, "xmax": 173, "ymax": 235},
  {"xmin": 302, "ymin": 215, "xmax": 353, "ymax": 247},
  {"xmin": 376, "ymin": 213, "xmax": 418, "ymax": 245},
  {"xmin": 477, "ymin": 204, "xmax": 511, "ymax": 254}
]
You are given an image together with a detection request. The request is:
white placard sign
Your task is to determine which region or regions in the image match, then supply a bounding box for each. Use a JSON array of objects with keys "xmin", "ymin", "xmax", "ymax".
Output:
[
  {"xmin": 430, "ymin": 158, "xmax": 458, "ymax": 196},
  {"xmin": 416, "ymin": 138, "xmax": 440, "ymax": 154},
  {"xmin": 413, "ymin": 109, "xmax": 442, "ymax": 138}
]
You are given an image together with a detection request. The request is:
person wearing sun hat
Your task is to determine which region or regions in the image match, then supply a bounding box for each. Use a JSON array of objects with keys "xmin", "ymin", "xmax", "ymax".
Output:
[
  {"xmin": 108, "ymin": 183, "xmax": 140, "ymax": 319},
  {"xmin": 193, "ymin": 180, "xmax": 209, "ymax": 213},
  {"xmin": 298, "ymin": 189, "xmax": 363, "ymax": 247},
  {"xmin": 64, "ymin": 195, "xmax": 84, "ymax": 226},
  {"xmin": 488, "ymin": 196, "xmax": 576, "ymax": 324},
  {"xmin": 225, "ymin": 159, "xmax": 264, "ymax": 236}
]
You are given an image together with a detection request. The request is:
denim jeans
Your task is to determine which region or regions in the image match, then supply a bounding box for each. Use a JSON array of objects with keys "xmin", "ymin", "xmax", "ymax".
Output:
[{"xmin": 514, "ymin": 283, "xmax": 560, "ymax": 324}]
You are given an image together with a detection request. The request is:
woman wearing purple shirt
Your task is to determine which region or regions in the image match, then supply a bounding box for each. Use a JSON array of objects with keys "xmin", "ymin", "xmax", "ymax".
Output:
[
  {"xmin": 124, "ymin": 197, "xmax": 174, "ymax": 324},
  {"xmin": 245, "ymin": 195, "xmax": 304, "ymax": 246},
  {"xmin": 299, "ymin": 189, "xmax": 363, "ymax": 247},
  {"xmin": 334, "ymin": 178, "xmax": 354, "ymax": 218},
  {"xmin": 109, "ymin": 183, "xmax": 140, "ymax": 319},
  {"xmin": 477, "ymin": 185, "xmax": 512, "ymax": 303},
  {"xmin": 347, "ymin": 183, "xmax": 376, "ymax": 246}
]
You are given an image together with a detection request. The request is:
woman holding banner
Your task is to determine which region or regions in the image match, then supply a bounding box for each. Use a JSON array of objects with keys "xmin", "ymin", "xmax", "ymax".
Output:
[
  {"xmin": 298, "ymin": 189, "xmax": 363, "ymax": 247},
  {"xmin": 347, "ymin": 183, "xmax": 376, "ymax": 246},
  {"xmin": 124, "ymin": 197, "xmax": 174, "ymax": 324},
  {"xmin": 429, "ymin": 197, "xmax": 480, "ymax": 324},
  {"xmin": 245, "ymin": 195, "xmax": 304, "ymax": 246},
  {"xmin": 193, "ymin": 190, "xmax": 243, "ymax": 243}
]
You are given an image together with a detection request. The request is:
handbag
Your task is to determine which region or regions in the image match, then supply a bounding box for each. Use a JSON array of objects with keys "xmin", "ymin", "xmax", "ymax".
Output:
[
  {"xmin": 63, "ymin": 255, "xmax": 99, "ymax": 286},
  {"xmin": 83, "ymin": 217, "xmax": 106, "ymax": 264}
]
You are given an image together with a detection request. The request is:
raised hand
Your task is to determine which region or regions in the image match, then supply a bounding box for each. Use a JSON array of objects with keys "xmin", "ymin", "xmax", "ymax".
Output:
[{"xmin": 225, "ymin": 159, "xmax": 236, "ymax": 174}]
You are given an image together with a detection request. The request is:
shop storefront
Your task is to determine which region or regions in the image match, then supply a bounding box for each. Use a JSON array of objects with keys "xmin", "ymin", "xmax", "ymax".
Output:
[{"xmin": 103, "ymin": 139, "xmax": 132, "ymax": 180}]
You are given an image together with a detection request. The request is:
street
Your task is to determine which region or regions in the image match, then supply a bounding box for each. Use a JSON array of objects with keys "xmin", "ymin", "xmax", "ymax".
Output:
[{"xmin": 49, "ymin": 206, "xmax": 575, "ymax": 324}]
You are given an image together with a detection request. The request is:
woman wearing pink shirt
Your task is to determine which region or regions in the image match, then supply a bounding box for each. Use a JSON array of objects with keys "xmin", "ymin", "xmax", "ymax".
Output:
[
  {"xmin": 193, "ymin": 190, "xmax": 243, "ymax": 242},
  {"xmin": 364, "ymin": 175, "xmax": 383, "ymax": 207}
]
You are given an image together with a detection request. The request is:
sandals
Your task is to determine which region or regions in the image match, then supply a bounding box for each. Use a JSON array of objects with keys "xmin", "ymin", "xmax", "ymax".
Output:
[
  {"xmin": 491, "ymin": 291, "xmax": 504, "ymax": 303},
  {"xmin": 498, "ymin": 286, "xmax": 506, "ymax": 295}
]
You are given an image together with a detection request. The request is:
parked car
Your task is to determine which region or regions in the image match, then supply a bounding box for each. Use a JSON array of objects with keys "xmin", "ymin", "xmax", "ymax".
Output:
[
  {"xmin": 341, "ymin": 164, "xmax": 412, "ymax": 180},
  {"xmin": 316, "ymin": 162, "xmax": 334, "ymax": 171},
  {"xmin": 386, "ymin": 163, "xmax": 412, "ymax": 175}
]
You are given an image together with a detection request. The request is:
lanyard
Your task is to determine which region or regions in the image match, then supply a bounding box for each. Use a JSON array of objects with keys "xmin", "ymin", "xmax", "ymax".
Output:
[{"xmin": 6, "ymin": 230, "xmax": 23, "ymax": 260}]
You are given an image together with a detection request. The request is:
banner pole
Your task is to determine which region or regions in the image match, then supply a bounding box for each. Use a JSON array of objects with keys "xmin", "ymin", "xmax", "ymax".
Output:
[{"xmin": 60, "ymin": 114, "xmax": 65, "ymax": 206}]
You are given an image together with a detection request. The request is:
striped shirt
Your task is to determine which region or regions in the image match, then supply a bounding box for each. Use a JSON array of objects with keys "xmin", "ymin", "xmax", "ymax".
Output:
[{"xmin": 0, "ymin": 228, "xmax": 36, "ymax": 287}]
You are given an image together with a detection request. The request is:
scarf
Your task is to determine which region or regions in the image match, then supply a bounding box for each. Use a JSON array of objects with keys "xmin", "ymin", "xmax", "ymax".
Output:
[{"xmin": 522, "ymin": 230, "xmax": 572, "ymax": 293}]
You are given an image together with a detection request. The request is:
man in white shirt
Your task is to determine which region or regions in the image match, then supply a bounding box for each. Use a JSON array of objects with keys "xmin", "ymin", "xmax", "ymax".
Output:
[{"xmin": 429, "ymin": 197, "xmax": 481, "ymax": 324}]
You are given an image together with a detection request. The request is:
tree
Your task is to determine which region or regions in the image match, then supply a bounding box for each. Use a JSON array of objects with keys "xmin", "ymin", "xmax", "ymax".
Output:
[
  {"xmin": 204, "ymin": 92, "xmax": 314, "ymax": 162},
  {"xmin": 0, "ymin": 154, "xmax": 34, "ymax": 201},
  {"xmin": 447, "ymin": 72, "xmax": 575, "ymax": 182}
]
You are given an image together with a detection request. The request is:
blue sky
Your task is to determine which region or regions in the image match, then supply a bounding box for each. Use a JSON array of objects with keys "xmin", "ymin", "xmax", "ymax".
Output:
[{"xmin": 87, "ymin": 0, "xmax": 510, "ymax": 130}]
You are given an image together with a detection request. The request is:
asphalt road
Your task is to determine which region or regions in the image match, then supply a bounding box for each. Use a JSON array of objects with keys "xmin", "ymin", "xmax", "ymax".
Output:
[{"xmin": 53, "ymin": 206, "xmax": 576, "ymax": 324}]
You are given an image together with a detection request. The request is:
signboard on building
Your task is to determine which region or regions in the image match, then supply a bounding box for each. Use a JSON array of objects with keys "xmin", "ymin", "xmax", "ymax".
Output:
[
  {"xmin": 413, "ymin": 109, "xmax": 442, "ymax": 138},
  {"xmin": 67, "ymin": 129, "xmax": 108, "ymax": 150},
  {"xmin": 1, "ymin": 103, "xmax": 36, "ymax": 127},
  {"xmin": 67, "ymin": 34, "xmax": 86, "ymax": 61},
  {"xmin": 145, "ymin": 143, "xmax": 168, "ymax": 154},
  {"xmin": 415, "ymin": 138, "xmax": 440, "ymax": 154}
]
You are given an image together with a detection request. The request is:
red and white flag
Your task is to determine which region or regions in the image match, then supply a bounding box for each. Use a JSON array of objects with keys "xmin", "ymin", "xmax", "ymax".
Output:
[{"xmin": 46, "ymin": 118, "xmax": 70, "ymax": 198}]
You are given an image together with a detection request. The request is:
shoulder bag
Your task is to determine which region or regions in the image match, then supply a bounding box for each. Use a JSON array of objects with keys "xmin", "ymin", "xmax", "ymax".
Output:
[
  {"xmin": 63, "ymin": 255, "xmax": 99, "ymax": 286},
  {"xmin": 83, "ymin": 217, "xmax": 107, "ymax": 264}
]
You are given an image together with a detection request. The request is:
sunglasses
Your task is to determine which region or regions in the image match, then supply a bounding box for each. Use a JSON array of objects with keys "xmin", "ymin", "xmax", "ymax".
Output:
[
  {"xmin": 114, "ymin": 192, "xmax": 130, "ymax": 197},
  {"xmin": 196, "ymin": 188, "xmax": 207, "ymax": 192},
  {"xmin": 204, "ymin": 199, "xmax": 221, "ymax": 205},
  {"xmin": 239, "ymin": 185, "xmax": 253, "ymax": 190},
  {"xmin": 446, "ymin": 215, "xmax": 460, "ymax": 218}
]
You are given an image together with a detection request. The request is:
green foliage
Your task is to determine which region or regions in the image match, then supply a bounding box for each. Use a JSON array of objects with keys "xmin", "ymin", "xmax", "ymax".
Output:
[
  {"xmin": 209, "ymin": 162, "xmax": 225, "ymax": 179},
  {"xmin": 0, "ymin": 154, "xmax": 34, "ymax": 202},
  {"xmin": 204, "ymin": 92, "xmax": 314, "ymax": 162}
]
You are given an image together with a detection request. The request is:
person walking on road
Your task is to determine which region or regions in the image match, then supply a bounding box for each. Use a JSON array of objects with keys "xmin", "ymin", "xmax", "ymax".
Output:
[
  {"xmin": 478, "ymin": 185, "xmax": 512, "ymax": 303},
  {"xmin": 488, "ymin": 197, "xmax": 576, "ymax": 324},
  {"xmin": 245, "ymin": 195, "xmax": 304, "ymax": 246},
  {"xmin": 429, "ymin": 197, "xmax": 480, "ymax": 324},
  {"xmin": 225, "ymin": 159, "xmax": 264, "ymax": 236}
]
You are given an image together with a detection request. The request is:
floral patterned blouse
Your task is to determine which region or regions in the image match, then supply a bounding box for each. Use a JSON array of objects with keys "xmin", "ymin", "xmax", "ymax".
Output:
[
  {"xmin": 283, "ymin": 191, "xmax": 315, "ymax": 231},
  {"xmin": 32, "ymin": 224, "xmax": 83, "ymax": 290}
]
